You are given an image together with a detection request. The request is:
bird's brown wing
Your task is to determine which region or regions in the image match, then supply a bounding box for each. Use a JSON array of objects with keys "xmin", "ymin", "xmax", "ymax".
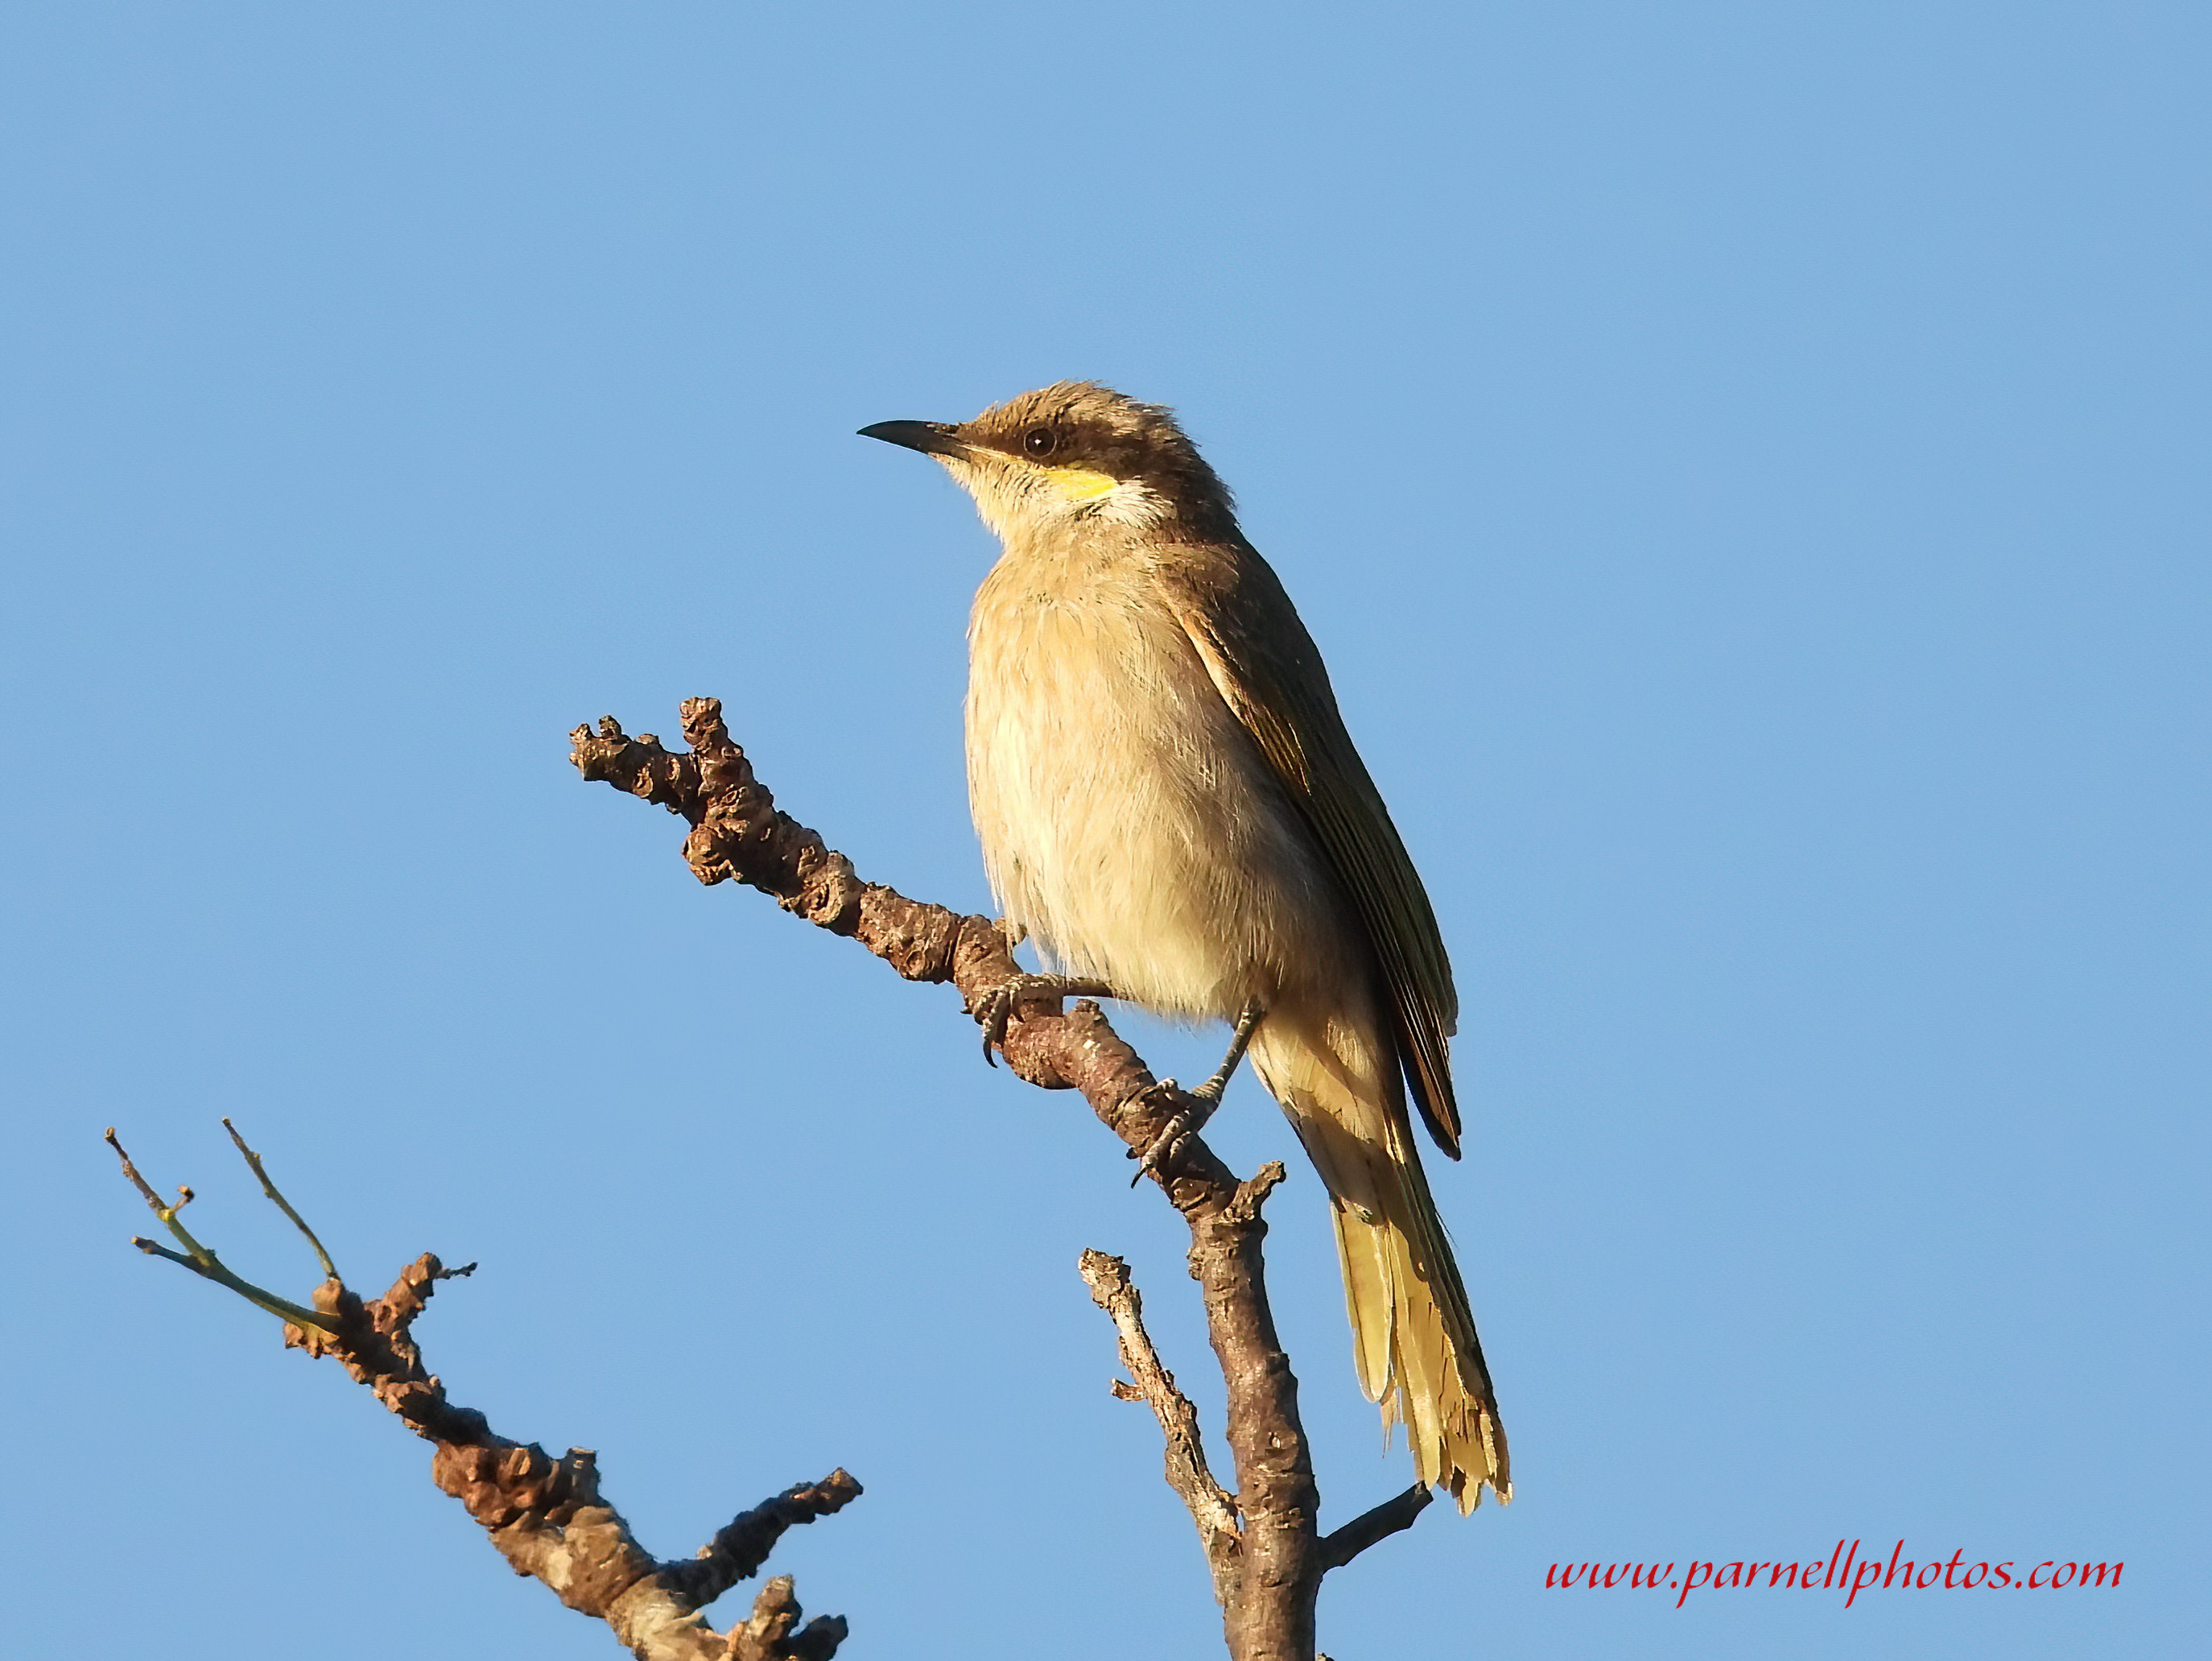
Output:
[{"xmin": 1162, "ymin": 542, "xmax": 1463, "ymax": 1157}]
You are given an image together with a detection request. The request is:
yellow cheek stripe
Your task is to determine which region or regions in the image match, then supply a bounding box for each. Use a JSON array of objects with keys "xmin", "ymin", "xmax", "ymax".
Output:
[
  {"xmin": 952, "ymin": 450, "xmax": 1124, "ymax": 502},
  {"xmin": 1043, "ymin": 466, "xmax": 1120, "ymax": 501}
]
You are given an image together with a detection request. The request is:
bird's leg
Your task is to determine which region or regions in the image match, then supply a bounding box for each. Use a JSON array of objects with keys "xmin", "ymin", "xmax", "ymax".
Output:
[
  {"xmin": 1194, "ymin": 999, "xmax": 1265, "ymax": 1104},
  {"xmin": 975, "ymin": 973, "xmax": 1121, "ymax": 1066},
  {"xmin": 1129, "ymin": 1001, "xmax": 1265, "ymax": 1186}
]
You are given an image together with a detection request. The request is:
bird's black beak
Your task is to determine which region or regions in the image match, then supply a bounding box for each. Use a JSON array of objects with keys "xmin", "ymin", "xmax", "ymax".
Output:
[{"xmin": 858, "ymin": 419, "xmax": 968, "ymax": 459}]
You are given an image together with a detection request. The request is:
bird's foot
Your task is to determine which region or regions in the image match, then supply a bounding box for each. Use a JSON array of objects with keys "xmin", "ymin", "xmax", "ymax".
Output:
[
  {"xmin": 1127, "ymin": 1079, "xmax": 1223, "ymax": 1188},
  {"xmin": 1125, "ymin": 1003, "xmax": 1261, "ymax": 1187},
  {"xmin": 973, "ymin": 973, "xmax": 1120, "ymax": 1066}
]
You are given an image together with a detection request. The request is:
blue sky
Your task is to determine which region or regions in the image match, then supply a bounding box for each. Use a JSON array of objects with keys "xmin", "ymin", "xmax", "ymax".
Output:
[{"xmin": 3, "ymin": 4, "xmax": 2205, "ymax": 1657}]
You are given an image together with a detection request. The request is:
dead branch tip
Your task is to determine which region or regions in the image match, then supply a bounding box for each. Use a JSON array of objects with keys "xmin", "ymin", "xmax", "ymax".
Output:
[{"xmin": 1315, "ymin": 1484, "xmax": 1434, "ymax": 1573}]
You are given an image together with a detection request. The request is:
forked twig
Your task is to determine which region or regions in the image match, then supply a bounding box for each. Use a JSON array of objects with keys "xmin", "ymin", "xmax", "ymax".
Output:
[
  {"xmin": 106, "ymin": 1126, "xmax": 337, "ymax": 1333},
  {"xmin": 1081, "ymin": 1248, "xmax": 1241, "ymax": 1596},
  {"xmin": 222, "ymin": 1116, "xmax": 339, "ymax": 1280},
  {"xmin": 110, "ymin": 1122, "xmax": 856, "ymax": 1660}
]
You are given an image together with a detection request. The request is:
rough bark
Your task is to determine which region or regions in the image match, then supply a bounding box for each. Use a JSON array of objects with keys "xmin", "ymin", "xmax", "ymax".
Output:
[
  {"xmin": 1079, "ymin": 1247, "xmax": 1241, "ymax": 1600},
  {"xmin": 108, "ymin": 1126, "xmax": 856, "ymax": 1661},
  {"xmin": 108, "ymin": 694, "xmax": 1439, "ymax": 1661},
  {"xmin": 572, "ymin": 698, "xmax": 1434, "ymax": 1659}
]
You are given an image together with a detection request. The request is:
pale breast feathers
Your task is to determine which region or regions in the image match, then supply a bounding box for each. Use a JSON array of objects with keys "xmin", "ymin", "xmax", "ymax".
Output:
[{"xmin": 965, "ymin": 546, "xmax": 1343, "ymax": 1022}]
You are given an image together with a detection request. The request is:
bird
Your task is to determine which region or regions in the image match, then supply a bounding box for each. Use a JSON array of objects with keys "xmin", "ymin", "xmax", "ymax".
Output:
[{"xmin": 860, "ymin": 382, "xmax": 1508, "ymax": 1513}]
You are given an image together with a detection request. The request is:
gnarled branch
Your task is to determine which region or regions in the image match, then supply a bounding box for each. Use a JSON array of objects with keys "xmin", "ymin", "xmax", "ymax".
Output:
[
  {"xmin": 576, "ymin": 700, "xmax": 1435, "ymax": 1661},
  {"xmin": 1080, "ymin": 1247, "xmax": 1240, "ymax": 1597},
  {"xmin": 109, "ymin": 1125, "xmax": 856, "ymax": 1661}
]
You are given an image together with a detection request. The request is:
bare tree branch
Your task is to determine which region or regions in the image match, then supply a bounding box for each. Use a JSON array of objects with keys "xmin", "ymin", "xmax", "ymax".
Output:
[
  {"xmin": 576, "ymin": 700, "xmax": 1438, "ymax": 1661},
  {"xmin": 1080, "ymin": 1248, "xmax": 1240, "ymax": 1596},
  {"xmin": 1316, "ymin": 1485, "xmax": 1434, "ymax": 1573},
  {"xmin": 570, "ymin": 700, "xmax": 1241, "ymax": 1197},
  {"xmin": 111, "ymin": 694, "xmax": 1443, "ymax": 1661},
  {"xmin": 724, "ymin": 1576, "xmax": 848, "ymax": 1661},
  {"xmin": 109, "ymin": 1126, "xmax": 856, "ymax": 1661},
  {"xmin": 108, "ymin": 1125, "xmax": 337, "ymax": 1334},
  {"xmin": 223, "ymin": 1114, "xmax": 339, "ymax": 1279},
  {"xmin": 658, "ymin": 1474, "xmax": 866, "ymax": 1612}
]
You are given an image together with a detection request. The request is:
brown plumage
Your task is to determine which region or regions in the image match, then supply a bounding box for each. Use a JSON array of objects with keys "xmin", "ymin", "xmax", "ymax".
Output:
[{"xmin": 863, "ymin": 382, "xmax": 1509, "ymax": 1511}]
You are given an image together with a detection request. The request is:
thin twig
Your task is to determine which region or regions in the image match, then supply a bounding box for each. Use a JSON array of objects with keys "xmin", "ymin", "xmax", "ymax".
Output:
[
  {"xmin": 105, "ymin": 1128, "xmax": 338, "ymax": 1333},
  {"xmin": 223, "ymin": 1117, "xmax": 339, "ymax": 1279}
]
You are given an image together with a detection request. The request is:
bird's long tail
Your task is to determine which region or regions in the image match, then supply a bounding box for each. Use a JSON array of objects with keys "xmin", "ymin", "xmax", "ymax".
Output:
[{"xmin": 1248, "ymin": 1005, "xmax": 1509, "ymax": 1514}]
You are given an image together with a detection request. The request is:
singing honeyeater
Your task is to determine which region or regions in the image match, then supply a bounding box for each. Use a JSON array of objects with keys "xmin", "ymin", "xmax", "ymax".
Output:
[{"xmin": 861, "ymin": 382, "xmax": 1508, "ymax": 1512}]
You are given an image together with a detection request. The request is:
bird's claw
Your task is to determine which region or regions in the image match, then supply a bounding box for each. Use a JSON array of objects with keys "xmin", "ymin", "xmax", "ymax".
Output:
[
  {"xmin": 976, "ymin": 982, "xmax": 1018, "ymax": 1066},
  {"xmin": 1128, "ymin": 1079, "xmax": 1222, "ymax": 1188},
  {"xmin": 974, "ymin": 973, "xmax": 1119, "ymax": 1066}
]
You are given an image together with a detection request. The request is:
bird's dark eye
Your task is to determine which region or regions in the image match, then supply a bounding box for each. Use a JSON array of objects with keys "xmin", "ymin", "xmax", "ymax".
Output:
[{"xmin": 1022, "ymin": 426, "xmax": 1059, "ymax": 458}]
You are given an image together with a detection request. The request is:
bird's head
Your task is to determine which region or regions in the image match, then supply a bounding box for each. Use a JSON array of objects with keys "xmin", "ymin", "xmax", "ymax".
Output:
[{"xmin": 860, "ymin": 381, "xmax": 1235, "ymax": 543}]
